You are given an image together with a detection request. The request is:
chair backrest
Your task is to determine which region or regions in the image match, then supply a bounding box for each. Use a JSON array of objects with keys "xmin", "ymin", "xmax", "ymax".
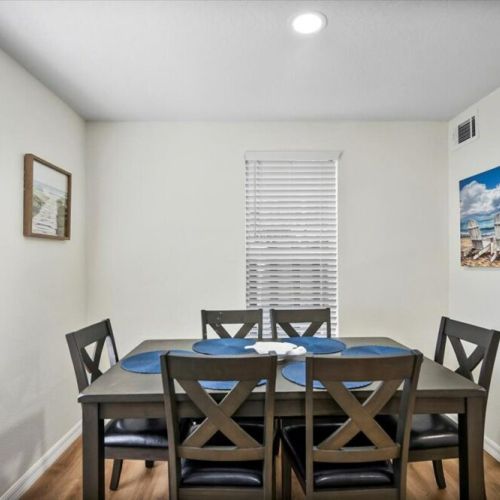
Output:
[
  {"xmin": 494, "ymin": 213, "xmax": 500, "ymax": 244},
  {"xmin": 435, "ymin": 316, "xmax": 500, "ymax": 393},
  {"xmin": 66, "ymin": 319, "xmax": 119, "ymax": 392},
  {"xmin": 160, "ymin": 352, "xmax": 277, "ymax": 495},
  {"xmin": 305, "ymin": 352, "xmax": 422, "ymax": 496},
  {"xmin": 270, "ymin": 308, "xmax": 331, "ymax": 339},
  {"xmin": 201, "ymin": 309, "xmax": 263, "ymax": 339},
  {"xmin": 467, "ymin": 219, "xmax": 484, "ymax": 250}
]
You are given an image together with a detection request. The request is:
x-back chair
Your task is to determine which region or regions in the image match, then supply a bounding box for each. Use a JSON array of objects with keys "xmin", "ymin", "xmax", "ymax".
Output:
[
  {"xmin": 270, "ymin": 308, "xmax": 331, "ymax": 339},
  {"xmin": 281, "ymin": 351, "xmax": 423, "ymax": 499},
  {"xmin": 160, "ymin": 352, "xmax": 277, "ymax": 500},
  {"xmin": 201, "ymin": 309, "xmax": 263, "ymax": 339},
  {"xmin": 380, "ymin": 316, "xmax": 500, "ymax": 489},
  {"xmin": 66, "ymin": 319, "xmax": 169, "ymax": 490}
]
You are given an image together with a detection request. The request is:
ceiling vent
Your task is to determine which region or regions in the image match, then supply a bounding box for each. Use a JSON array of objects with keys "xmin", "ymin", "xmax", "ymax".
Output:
[{"xmin": 451, "ymin": 111, "xmax": 478, "ymax": 150}]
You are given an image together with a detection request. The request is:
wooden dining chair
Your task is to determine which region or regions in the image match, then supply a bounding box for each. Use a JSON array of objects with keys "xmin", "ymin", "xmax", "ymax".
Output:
[
  {"xmin": 380, "ymin": 317, "xmax": 500, "ymax": 489},
  {"xmin": 160, "ymin": 351, "xmax": 277, "ymax": 500},
  {"xmin": 270, "ymin": 308, "xmax": 331, "ymax": 339},
  {"xmin": 66, "ymin": 319, "xmax": 169, "ymax": 491},
  {"xmin": 201, "ymin": 309, "xmax": 263, "ymax": 339},
  {"xmin": 281, "ymin": 351, "xmax": 423, "ymax": 499}
]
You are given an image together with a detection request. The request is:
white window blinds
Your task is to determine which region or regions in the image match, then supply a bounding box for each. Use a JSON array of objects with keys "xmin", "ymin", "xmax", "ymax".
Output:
[{"xmin": 245, "ymin": 152, "xmax": 339, "ymax": 334}]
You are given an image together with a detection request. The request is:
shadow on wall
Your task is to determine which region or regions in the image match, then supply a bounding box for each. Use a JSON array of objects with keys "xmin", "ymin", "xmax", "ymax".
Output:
[{"xmin": 0, "ymin": 410, "xmax": 45, "ymax": 496}]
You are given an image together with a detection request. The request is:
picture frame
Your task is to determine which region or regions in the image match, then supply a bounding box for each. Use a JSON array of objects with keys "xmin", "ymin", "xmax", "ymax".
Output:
[
  {"xmin": 23, "ymin": 154, "xmax": 72, "ymax": 240},
  {"xmin": 460, "ymin": 165, "xmax": 500, "ymax": 267}
]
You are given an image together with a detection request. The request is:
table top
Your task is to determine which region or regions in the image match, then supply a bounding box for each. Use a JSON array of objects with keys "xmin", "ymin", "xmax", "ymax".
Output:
[{"xmin": 79, "ymin": 337, "xmax": 485, "ymax": 404}]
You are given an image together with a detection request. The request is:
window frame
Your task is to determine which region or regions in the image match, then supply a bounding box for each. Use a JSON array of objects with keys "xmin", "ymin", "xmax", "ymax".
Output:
[{"xmin": 244, "ymin": 151, "xmax": 341, "ymax": 336}]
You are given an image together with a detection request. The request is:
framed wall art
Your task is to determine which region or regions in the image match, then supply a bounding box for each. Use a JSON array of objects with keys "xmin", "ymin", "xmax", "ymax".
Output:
[
  {"xmin": 460, "ymin": 165, "xmax": 500, "ymax": 267},
  {"xmin": 23, "ymin": 154, "xmax": 72, "ymax": 240}
]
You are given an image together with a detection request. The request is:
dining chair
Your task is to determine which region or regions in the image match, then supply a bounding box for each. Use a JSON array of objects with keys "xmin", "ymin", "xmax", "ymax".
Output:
[
  {"xmin": 270, "ymin": 308, "xmax": 331, "ymax": 339},
  {"xmin": 160, "ymin": 351, "xmax": 277, "ymax": 500},
  {"xmin": 66, "ymin": 319, "xmax": 169, "ymax": 491},
  {"xmin": 379, "ymin": 316, "xmax": 500, "ymax": 489},
  {"xmin": 281, "ymin": 351, "xmax": 423, "ymax": 499},
  {"xmin": 201, "ymin": 309, "xmax": 263, "ymax": 339}
]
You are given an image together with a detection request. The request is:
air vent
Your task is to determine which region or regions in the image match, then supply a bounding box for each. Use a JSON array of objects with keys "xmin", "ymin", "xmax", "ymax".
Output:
[
  {"xmin": 451, "ymin": 110, "xmax": 479, "ymax": 150},
  {"xmin": 457, "ymin": 116, "xmax": 476, "ymax": 144}
]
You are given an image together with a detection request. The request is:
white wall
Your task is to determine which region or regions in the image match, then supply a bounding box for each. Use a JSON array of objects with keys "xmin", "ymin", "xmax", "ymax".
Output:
[
  {"xmin": 0, "ymin": 50, "xmax": 86, "ymax": 495},
  {"xmin": 86, "ymin": 121, "xmax": 448, "ymax": 358},
  {"xmin": 449, "ymin": 88, "xmax": 500, "ymax": 451}
]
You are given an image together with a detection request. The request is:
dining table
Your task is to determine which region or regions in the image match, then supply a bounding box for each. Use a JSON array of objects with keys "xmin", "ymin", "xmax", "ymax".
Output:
[{"xmin": 78, "ymin": 336, "xmax": 487, "ymax": 500}]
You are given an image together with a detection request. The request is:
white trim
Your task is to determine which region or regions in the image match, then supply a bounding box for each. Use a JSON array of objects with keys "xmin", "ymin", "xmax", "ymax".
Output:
[
  {"xmin": 484, "ymin": 434, "xmax": 500, "ymax": 462},
  {"xmin": 0, "ymin": 421, "xmax": 81, "ymax": 500},
  {"xmin": 245, "ymin": 150, "xmax": 342, "ymax": 162}
]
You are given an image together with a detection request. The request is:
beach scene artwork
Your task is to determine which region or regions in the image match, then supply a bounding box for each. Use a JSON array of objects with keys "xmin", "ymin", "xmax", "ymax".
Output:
[
  {"xmin": 460, "ymin": 166, "xmax": 500, "ymax": 267},
  {"xmin": 31, "ymin": 160, "xmax": 69, "ymax": 237}
]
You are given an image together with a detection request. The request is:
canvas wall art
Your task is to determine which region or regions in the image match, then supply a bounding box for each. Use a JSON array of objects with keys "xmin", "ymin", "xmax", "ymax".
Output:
[
  {"xmin": 23, "ymin": 154, "xmax": 72, "ymax": 239},
  {"xmin": 460, "ymin": 165, "xmax": 500, "ymax": 267}
]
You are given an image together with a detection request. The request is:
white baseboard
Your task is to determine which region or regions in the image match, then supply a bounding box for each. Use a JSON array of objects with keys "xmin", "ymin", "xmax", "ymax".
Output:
[
  {"xmin": 446, "ymin": 414, "xmax": 500, "ymax": 463},
  {"xmin": 484, "ymin": 434, "xmax": 500, "ymax": 462},
  {"xmin": 1, "ymin": 421, "xmax": 81, "ymax": 500}
]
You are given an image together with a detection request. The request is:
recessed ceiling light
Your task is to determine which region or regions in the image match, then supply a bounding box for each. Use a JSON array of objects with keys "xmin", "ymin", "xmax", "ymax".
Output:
[{"xmin": 291, "ymin": 12, "xmax": 327, "ymax": 35}]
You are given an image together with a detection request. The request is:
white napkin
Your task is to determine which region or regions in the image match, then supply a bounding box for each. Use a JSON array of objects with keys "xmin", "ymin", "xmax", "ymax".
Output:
[{"xmin": 245, "ymin": 341, "xmax": 307, "ymax": 356}]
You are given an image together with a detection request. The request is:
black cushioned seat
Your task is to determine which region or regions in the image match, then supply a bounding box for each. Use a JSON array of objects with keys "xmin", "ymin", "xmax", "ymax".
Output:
[
  {"xmin": 281, "ymin": 423, "xmax": 394, "ymax": 489},
  {"xmin": 104, "ymin": 418, "xmax": 169, "ymax": 449},
  {"xmin": 181, "ymin": 460, "xmax": 263, "ymax": 488},
  {"xmin": 180, "ymin": 421, "xmax": 265, "ymax": 488},
  {"xmin": 378, "ymin": 414, "xmax": 459, "ymax": 450}
]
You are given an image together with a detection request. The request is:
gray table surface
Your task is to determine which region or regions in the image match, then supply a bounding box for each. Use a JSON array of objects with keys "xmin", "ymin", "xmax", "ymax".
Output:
[{"xmin": 80, "ymin": 337, "xmax": 485, "ymax": 403}]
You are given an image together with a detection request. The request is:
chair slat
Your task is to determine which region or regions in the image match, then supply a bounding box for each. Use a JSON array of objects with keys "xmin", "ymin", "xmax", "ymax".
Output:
[
  {"xmin": 271, "ymin": 308, "xmax": 331, "ymax": 339},
  {"xmin": 443, "ymin": 318, "xmax": 491, "ymax": 348},
  {"xmin": 178, "ymin": 446, "xmax": 265, "ymax": 462},
  {"xmin": 201, "ymin": 309, "xmax": 263, "ymax": 339},
  {"xmin": 314, "ymin": 445, "xmax": 401, "ymax": 463}
]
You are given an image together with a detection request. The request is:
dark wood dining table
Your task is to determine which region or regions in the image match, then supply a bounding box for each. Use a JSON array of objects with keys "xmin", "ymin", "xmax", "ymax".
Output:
[{"xmin": 78, "ymin": 336, "xmax": 487, "ymax": 500}]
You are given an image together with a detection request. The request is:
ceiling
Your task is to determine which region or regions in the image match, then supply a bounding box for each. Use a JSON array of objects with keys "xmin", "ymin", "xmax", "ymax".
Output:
[{"xmin": 0, "ymin": 0, "xmax": 500, "ymax": 121}]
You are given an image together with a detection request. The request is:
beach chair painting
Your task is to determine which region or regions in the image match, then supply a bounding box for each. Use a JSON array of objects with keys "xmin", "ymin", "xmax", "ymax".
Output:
[
  {"xmin": 462, "ymin": 219, "xmax": 491, "ymax": 259},
  {"xmin": 460, "ymin": 166, "xmax": 500, "ymax": 267}
]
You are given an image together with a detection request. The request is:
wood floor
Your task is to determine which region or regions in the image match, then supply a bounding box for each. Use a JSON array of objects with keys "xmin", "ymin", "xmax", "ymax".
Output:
[{"xmin": 23, "ymin": 437, "xmax": 500, "ymax": 499}]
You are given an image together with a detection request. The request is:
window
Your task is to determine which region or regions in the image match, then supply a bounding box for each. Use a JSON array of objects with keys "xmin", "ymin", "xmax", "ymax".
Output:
[{"xmin": 245, "ymin": 151, "xmax": 340, "ymax": 335}]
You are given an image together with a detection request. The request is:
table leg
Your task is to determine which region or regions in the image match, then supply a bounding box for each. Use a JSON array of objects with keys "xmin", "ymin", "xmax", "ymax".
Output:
[
  {"xmin": 458, "ymin": 397, "xmax": 486, "ymax": 500},
  {"xmin": 82, "ymin": 403, "xmax": 104, "ymax": 500}
]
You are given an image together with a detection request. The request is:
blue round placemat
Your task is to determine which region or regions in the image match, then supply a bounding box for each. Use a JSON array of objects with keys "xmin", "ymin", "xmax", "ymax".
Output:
[
  {"xmin": 341, "ymin": 345, "xmax": 410, "ymax": 357},
  {"xmin": 192, "ymin": 338, "xmax": 255, "ymax": 355},
  {"xmin": 121, "ymin": 349, "xmax": 191, "ymax": 374},
  {"xmin": 287, "ymin": 337, "xmax": 346, "ymax": 354},
  {"xmin": 281, "ymin": 361, "xmax": 371, "ymax": 390},
  {"xmin": 120, "ymin": 349, "xmax": 265, "ymax": 391},
  {"xmin": 121, "ymin": 350, "xmax": 167, "ymax": 374}
]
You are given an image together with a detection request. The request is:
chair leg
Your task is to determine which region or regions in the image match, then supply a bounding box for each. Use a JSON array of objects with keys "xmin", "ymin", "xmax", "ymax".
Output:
[
  {"xmin": 145, "ymin": 460, "xmax": 154, "ymax": 469},
  {"xmin": 110, "ymin": 459, "xmax": 123, "ymax": 491},
  {"xmin": 272, "ymin": 458, "xmax": 277, "ymax": 500},
  {"xmin": 281, "ymin": 450, "xmax": 292, "ymax": 500},
  {"xmin": 432, "ymin": 460, "xmax": 447, "ymax": 489}
]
